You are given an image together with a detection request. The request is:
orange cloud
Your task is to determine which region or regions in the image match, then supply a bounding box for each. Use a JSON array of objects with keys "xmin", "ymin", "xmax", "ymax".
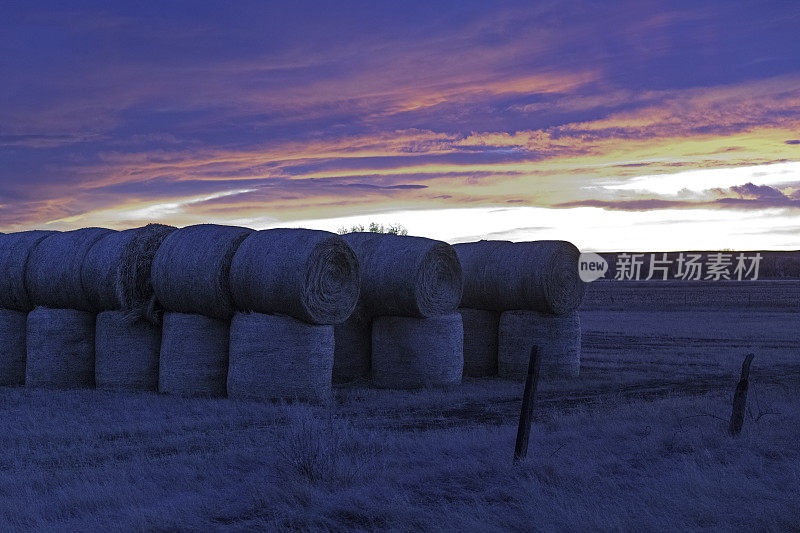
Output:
[
  {"xmin": 3, "ymin": 74, "xmax": 798, "ymax": 232},
  {"xmin": 383, "ymin": 70, "xmax": 600, "ymax": 114}
]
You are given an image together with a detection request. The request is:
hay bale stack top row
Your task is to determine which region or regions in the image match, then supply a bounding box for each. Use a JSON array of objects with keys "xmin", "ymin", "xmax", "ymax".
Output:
[
  {"xmin": 83, "ymin": 224, "xmax": 176, "ymax": 321},
  {"xmin": 454, "ymin": 240, "xmax": 584, "ymax": 315},
  {"xmin": 342, "ymin": 232, "xmax": 462, "ymax": 318},
  {"xmin": 151, "ymin": 224, "xmax": 360, "ymax": 323},
  {"xmin": 26, "ymin": 227, "xmax": 116, "ymax": 312},
  {"xmin": 0, "ymin": 230, "xmax": 56, "ymax": 312}
]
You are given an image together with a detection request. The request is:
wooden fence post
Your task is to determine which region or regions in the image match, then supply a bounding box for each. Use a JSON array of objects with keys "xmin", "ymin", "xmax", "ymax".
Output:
[
  {"xmin": 728, "ymin": 353, "xmax": 755, "ymax": 436},
  {"xmin": 514, "ymin": 345, "xmax": 541, "ymax": 462}
]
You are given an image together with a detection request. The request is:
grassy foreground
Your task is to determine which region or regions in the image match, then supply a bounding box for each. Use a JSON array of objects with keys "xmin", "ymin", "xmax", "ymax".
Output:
[
  {"xmin": 1, "ymin": 384, "xmax": 798, "ymax": 530},
  {"xmin": 1, "ymin": 308, "xmax": 799, "ymax": 530}
]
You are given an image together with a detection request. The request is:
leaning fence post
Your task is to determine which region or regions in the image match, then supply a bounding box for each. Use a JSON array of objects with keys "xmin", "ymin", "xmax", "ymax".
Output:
[
  {"xmin": 728, "ymin": 353, "xmax": 755, "ymax": 436},
  {"xmin": 514, "ymin": 345, "xmax": 541, "ymax": 462}
]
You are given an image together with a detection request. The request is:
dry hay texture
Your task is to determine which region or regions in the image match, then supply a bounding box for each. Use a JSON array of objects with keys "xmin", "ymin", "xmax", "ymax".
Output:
[
  {"xmin": 0, "ymin": 309, "xmax": 27, "ymax": 386},
  {"xmin": 229, "ymin": 228, "xmax": 360, "ymax": 325},
  {"xmin": 159, "ymin": 312, "xmax": 229, "ymax": 397},
  {"xmin": 95, "ymin": 310, "xmax": 161, "ymax": 391},
  {"xmin": 497, "ymin": 310, "xmax": 581, "ymax": 380},
  {"xmin": 341, "ymin": 232, "xmax": 462, "ymax": 318},
  {"xmin": 151, "ymin": 224, "xmax": 253, "ymax": 320},
  {"xmin": 458, "ymin": 308, "xmax": 500, "ymax": 377},
  {"xmin": 0, "ymin": 230, "xmax": 57, "ymax": 311},
  {"xmin": 81, "ymin": 224, "xmax": 175, "ymax": 323},
  {"xmin": 332, "ymin": 304, "xmax": 372, "ymax": 383},
  {"xmin": 25, "ymin": 227, "xmax": 116, "ymax": 312},
  {"xmin": 371, "ymin": 313, "xmax": 463, "ymax": 389},
  {"xmin": 228, "ymin": 312, "xmax": 335, "ymax": 402},
  {"xmin": 26, "ymin": 307, "xmax": 96, "ymax": 389},
  {"xmin": 454, "ymin": 240, "xmax": 585, "ymax": 315}
]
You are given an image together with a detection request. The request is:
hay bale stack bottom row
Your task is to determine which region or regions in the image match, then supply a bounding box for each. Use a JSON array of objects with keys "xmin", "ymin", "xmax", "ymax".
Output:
[
  {"xmin": 95, "ymin": 310, "xmax": 161, "ymax": 391},
  {"xmin": 26, "ymin": 307, "xmax": 96, "ymax": 389},
  {"xmin": 458, "ymin": 308, "xmax": 499, "ymax": 378},
  {"xmin": 0, "ymin": 309, "xmax": 26, "ymax": 386},
  {"xmin": 497, "ymin": 310, "xmax": 581, "ymax": 380},
  {"xmin": 371, "ymin": 313, "xmax": 463, "ymax": 389},
  {"xmin": 159, "ymin": 312, "xmax": 230, "ymax": 397},
  {"xmin": 228, "ymin": 312, "xmax": 335, "ymax": 402}
]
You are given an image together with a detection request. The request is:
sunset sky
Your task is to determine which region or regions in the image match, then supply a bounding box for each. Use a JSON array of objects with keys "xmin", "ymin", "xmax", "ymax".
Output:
[{"xmin": 1, "ymin": 1, "xmax": 798, "ymax": 250}]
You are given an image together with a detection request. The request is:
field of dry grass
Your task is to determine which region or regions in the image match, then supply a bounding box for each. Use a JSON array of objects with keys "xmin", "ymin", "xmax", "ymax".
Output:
[{"xmin": 1, "ymin": 303, "xmax": 799, "ymax": 530}]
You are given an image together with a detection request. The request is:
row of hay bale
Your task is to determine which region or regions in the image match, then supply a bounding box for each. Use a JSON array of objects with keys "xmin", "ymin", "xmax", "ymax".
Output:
[
  {"xmin": 0, "ymin": 224, "xmax": 362, "ymax": 402},
  {"xmin": 455, "ymin": 240, "xmax": 584, "ymax": 380},
  {"xmin": 0, "ymin": 226, "xmax": 175, "ymax": 390},
  {"xmin": 0, "ymin": 225, "xmax": 584, "ymax": 398}
]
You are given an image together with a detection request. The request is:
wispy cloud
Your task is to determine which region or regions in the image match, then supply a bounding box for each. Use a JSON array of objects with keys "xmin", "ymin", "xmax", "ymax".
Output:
[{"xmin": 1, "ymin": 1, "xmax": 798, "ymax": 248}]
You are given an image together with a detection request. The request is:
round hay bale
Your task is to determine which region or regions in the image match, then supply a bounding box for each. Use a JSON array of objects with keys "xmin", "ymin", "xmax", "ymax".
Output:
[
  {"xmin": 159, "ymin": 312, "xmax": 229, "ymax": 397},
  {"xmin": 0, "ymin": 308, "xmax": 27, "ymax": 386},
  {"xmin": 342, "ymin": 232, "xmax": 462, "ymax": 318},
  {"xmin": 371, "ymin": 313, "xmax": 463, "ymax": 389},
  {"xmin": 152, "ymin": 224, "xmax": 252, "ymax": 320},
  {"xmin": 26, "ymin": 307, "xmax": 96, "ymax": 389},
  {"xmin": 95, "ymin": 310, "xmax": 161, "ymax": 391},
  {"xmin": 81, "ymin": 224, "xmax": 176, "ymax": 322},
  {"xmin": 0, "ymin": 230, "xmax": 57, "ymax": 311},
  {"xmin": 332, "ymin": 304, "xmax": 372, "ymax": 384},
  {"xmin": 228, "ymin": 312, "xmax": 334, "ymax": 402},
  {"xmin": 26, "ymin": 227, "xmax": 116, "ymax": 312},
  {"xmin": 498, "ymin": 310, "xmax": 581, "ymax": 380},
  {"xmin": 458, "ymin": 308, "xmax": 500, "ymax": 377},
  {"xmin": 229, "ymin": 228, "xmax": 359, "ymax": 325},
  {"xmin": 454, "ymin": 240, "xmax": 585, "ymax": 315}
]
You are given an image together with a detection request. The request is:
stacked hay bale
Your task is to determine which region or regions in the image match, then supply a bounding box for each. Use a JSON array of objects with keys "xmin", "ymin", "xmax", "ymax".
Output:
[
  {"xmin": 455, "ymin": 240, "xmax": 584, "ymax": 380},
  {"xmin": 0, "ymin": 230, "xmax": 56, "ymax": 385},
  {"xmin": 25, "ymin": 228, "xmax": 116, "ymax": 388},
  {"xmin": 82, "ymin": 224, "xmax": 176, "ymax": 391},
  {"xmin": 227, "ymin": 228, "xmax": 360, "ymax": 402},
  {"xmin": 458, "ymin": 308, "xmax": 500, "ymax": 377},
  {"xmin": 497, "ymin": 310, "xmax": 581, "ymax": 378},
  {"xmin": 338, "ymin": 232, "xmax": 463, "ymax": 389},
  {"xmin": 332, "ymin": 303, "xmax": 371, "ymax": 382},
  {"xmin": 151, "ymin": 224, "xmax": 252, "ymax": 397}
]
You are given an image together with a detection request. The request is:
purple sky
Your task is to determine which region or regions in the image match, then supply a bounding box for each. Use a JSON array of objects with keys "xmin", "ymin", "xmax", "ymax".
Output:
[{"xmin": 1, "ymin": 1, "xmax": 799, "ymax": 249}]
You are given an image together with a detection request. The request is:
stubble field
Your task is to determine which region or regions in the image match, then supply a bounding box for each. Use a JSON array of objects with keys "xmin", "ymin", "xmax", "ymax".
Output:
[{"xmin": 1, "ymin": 283, "xmax": 799, "ymax": 530}]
